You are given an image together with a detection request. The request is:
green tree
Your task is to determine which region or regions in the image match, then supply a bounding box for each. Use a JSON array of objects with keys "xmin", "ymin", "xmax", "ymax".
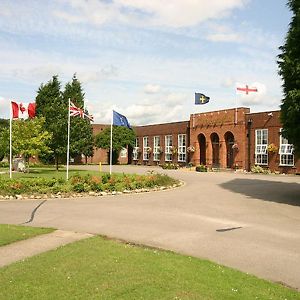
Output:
[
  {"xmin": 35, "ymin": 75, "xmax": 67, "ymax": 169},
  {"xmin": 12, "ymin": 118, "xmax": 52, "ymax": 164},
  {"xmin": 0, "ymin": 119, "xmax": 9, "ymax": 161},
  {"xmin": 62, "ymin": 74, "xmax": 94, "ymax": 162},
  {"xmin": 94, "ymin": 126, "xmax": 135, "ymax": 164},
  {"xmin": 278, "ymin": 0, "xmax": 300, "ymax": 154},
  {"xmin": 0, "ymin": 118, "xmax": 52, "ymax": 168}
]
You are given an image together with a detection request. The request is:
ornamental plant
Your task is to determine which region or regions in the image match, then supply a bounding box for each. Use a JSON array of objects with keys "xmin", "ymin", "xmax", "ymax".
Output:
[
  {"xmin": 232, "ymin": 143, "xmax": 238, "ymax": 150},
  {"xmin": 145, "ymin": 147, "xmax": 152, "ymax": 154},
  {"xmin": 170, "ymin": 146, "xmax": 178, "ymax": 155},
  {"xmin": 187, "ymin": 146, "xmax": 195, "ymax": 153},
  {"xmin": 267, "ymin": 143, "xmax": 278, "ymax": 153}
]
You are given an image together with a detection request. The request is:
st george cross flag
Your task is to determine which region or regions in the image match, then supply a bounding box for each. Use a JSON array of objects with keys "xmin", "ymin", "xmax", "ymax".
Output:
[
  {"xmin": 69, "ymin": 101, "xmax": 93, "ymax": 121},
  {"xmin": 195, "ymin": 93, "xmax": 210, "ymax": 105},
  {"xmin": 236, "ymin": 83, "xmax": 258, "ymax": 95},
  {"xmin": 113, "ymin": 110, "xmax": 131, "ymax": 128},
  {"xmin": 11, "ymin": 101, "xmax": 36, "ymax": 119}
]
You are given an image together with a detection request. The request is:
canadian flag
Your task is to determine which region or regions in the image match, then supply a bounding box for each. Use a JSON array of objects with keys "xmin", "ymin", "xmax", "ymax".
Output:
[{"xmin": 11, "ymin": 101, "xmax": 36, "ymax": 119}]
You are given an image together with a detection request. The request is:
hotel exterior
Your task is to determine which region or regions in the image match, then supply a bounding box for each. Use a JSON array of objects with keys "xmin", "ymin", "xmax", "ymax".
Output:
[{"xmin": 89, "ymin": 107, "xmax": 299, "ymax": 174}]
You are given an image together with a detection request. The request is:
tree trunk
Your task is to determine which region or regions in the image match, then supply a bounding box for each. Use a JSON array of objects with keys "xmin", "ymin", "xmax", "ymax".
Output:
[{"xmin": 55, "ymin": 156, "xmax": 59, "ymax": 171}]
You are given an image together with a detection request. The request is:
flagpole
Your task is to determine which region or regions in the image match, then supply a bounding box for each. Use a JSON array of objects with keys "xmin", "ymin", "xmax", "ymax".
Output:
[
  {"xmin": 66, "ymin": 98, "xmax": 71, "ymax": 181},
  {"xmin": 109, "ymin": 110, "xmax": 113, "ymax": 175},
  {"xmin": 9, "ymin": 102, "xmax": 12, "ymax": 179}
]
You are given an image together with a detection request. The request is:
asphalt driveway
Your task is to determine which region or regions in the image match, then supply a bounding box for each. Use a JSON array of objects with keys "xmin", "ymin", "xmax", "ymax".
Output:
[{"xmin": 0, "ymin": 165, "xmax": 299, "ymax": 289}]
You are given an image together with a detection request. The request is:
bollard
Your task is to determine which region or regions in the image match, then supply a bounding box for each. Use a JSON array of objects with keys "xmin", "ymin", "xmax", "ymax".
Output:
[{"xmin": 99, "ymin": 162, "xmax": 102, "ymax": 173}]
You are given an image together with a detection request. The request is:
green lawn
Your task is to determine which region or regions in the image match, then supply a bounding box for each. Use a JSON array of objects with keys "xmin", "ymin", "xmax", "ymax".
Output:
[
  {"xmin": 0, "ymin": 224, "xmax": 54, "ymax": 247},
  {"xmin": 0, "ymin": 166, "xmax": 100, "ymax": 179},
  {"xmin": 0, "ymin": 236, "xmax": 299, "ymax": 300}
]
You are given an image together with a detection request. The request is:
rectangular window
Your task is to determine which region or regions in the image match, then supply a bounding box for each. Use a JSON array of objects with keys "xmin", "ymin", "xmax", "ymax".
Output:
[
  {"xmin": 178, "ymin": 134, "xmax": 186, "ymax": 162},
  {"xmin": 143, "ymin": 136, "xmax": 149, "ymax": 161},
  {"xmin": 120, "ymin": 147, "xmax": 127, "ymax": 158},
  {"xmin": 153, "ymin": 136, "xmax": 160, "ymax": 161},
  {"xmin": 255, "ymin": 129, "xmax": 268, "ymax": 165},
  {"xmin": 279, "ymin": 129, "xmax": 294, "ymax": 166},
  {"xmin": 165, "ymin": 135, "xmax": 172, "ymax": 161},
  {"xmin": 133, "ymin": 138, "xmax": 139, "ymax": 160}
]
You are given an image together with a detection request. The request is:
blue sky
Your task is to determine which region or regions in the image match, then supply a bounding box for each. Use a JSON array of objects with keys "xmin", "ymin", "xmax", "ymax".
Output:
[{"xmin": 0, "ymin": 0, "xmax": 292, "ymax": 125}]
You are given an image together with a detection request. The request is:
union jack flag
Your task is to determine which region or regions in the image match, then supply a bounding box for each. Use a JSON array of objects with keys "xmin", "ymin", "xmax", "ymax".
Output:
[{"xmin": 69, "ymin": 101, "xmax": 93, "ymax": 122}]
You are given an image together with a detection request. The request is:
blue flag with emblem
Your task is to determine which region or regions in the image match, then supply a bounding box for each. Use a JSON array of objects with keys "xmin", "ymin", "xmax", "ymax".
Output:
[
  {"xmin": 195, "ymin": 93, "xmax": 210, "ymax": 105},
  {"xmin": 113, "ymin": 110, "xmax": 131, "ymax": 128}
]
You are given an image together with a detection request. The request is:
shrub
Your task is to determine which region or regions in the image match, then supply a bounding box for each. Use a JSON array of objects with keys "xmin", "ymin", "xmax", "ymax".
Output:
[
  {"xmin": 251, "ymin": 165, "xmax": 270, "ymax": 174},
  {"xmin": 161, "ymin": 163, "xmax": 179, "ymax": 170},
  {"xmin": 195, "ymin": 165, "xmax": 207, "ymax": 172}
]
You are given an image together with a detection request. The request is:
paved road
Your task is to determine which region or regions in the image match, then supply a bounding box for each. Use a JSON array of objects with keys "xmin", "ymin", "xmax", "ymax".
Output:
[{"xmin": 0, "ymin": 165, "xmax": 300, "ymax": 289}]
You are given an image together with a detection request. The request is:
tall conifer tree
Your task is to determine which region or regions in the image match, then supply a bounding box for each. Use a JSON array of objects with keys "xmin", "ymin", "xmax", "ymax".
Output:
[
  {"xmin": 35, "ymin": 75, "xmax": 67, "ymax": 168},
  {"xmin": 62, "ymin": 74, "xmax": 94, "ymax": 161},
  {"xmin": 278, "ymin": 0, "xmax": 300, "ymax": 154}
]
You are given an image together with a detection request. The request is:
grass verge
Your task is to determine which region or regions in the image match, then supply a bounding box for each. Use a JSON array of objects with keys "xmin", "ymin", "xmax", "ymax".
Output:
[
  {"xmin": 0, "ymin": 224, "xmax": 54, "ymax": 247},
  {"xmin": 0, "ymin": 236, "xmax": 299, "ymax": 299}
]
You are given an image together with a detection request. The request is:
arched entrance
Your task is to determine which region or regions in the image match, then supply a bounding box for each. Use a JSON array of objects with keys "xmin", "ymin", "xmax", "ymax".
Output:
[
  {"xmin": 211, "ymin": 133, "xmax": 220, "ymax": 168},
  {"xmin": 225, "ymin": 131, "xmax": 234, "ymax": 168},
  {"xmin": 198, "ymin": 134, "xmax": 206, "ymax": 165}
]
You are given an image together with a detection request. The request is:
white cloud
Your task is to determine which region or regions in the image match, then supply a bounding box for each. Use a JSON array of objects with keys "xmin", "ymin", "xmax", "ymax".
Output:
[
  {"xmin": 206, "ymin": 33, "xmax": 241, "ymax": 42},
  {"xmin": 236, "ymin": 82, "xmax": 267, "ymax": 105},
  {"xmin": 144, "ymin": 84, "xmax": 161, "ymax": 94},
  {"xmin": 53, "ymin": 0, "xmax": 248, "ymax": 28},
  {"xmin": 0, "ymin": 97, "xmax": 10, "ymax": 119}
]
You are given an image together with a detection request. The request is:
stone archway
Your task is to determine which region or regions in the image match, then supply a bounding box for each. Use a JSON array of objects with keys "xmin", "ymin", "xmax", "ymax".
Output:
[
  {"xmin": 224, "ymin": 131, "xmax": 235, "ymax": 168},
  {"xmin": 198, "ymin": 134, "xmax": 206, "ymax": 165},
  {"xmin": 210, "ymin": 133, "xmax": 220, "ymax": 168}
]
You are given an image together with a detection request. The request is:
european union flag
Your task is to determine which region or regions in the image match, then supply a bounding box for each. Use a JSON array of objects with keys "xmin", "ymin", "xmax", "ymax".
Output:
[
  {"xmin": 195, "ymin": 93, "xmax": 210, "ymax": 105},
  {"xmin": 113, "ymin": 110, "xmax": 131, "ymax": 129}
]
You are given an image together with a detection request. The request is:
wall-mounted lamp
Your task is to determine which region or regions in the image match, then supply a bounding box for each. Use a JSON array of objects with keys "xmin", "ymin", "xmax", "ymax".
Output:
[{"xmin": 267, "ymin": 112, "xmax": 273, "ymax": 117}]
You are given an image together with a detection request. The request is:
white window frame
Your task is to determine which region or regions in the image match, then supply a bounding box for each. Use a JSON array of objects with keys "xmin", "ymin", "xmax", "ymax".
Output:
[
  {"xmin": 120, "ymin": 147, "xmax": 127, "ymax": 158},
  {"xmin": 165, "ymin": 135, "xmax": 172, "ymax": 162},
  {"xmin": 279, "ymin": 129, "xmax": 294, "ymax": 166},
  {"xmin": 153, "ymin": 136, "xmax": 160, "ymax": 161},
  {"xmin": 143, "ymin": 136, "xmax": 149, "ymax": 161},
  {"xmin": 255, "ymin": 129, "xmax": 268, "ymax": 165},
  {"xmin": 178, "ymin": 134, "xmax": 186, "ymax": 162},
  {"xmin": 133, "ymin": 138, "xmax": 139, "ymax": 160}
]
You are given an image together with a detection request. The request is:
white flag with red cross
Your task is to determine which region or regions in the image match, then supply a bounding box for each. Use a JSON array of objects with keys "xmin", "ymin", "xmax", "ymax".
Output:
[
  {"xmin": 11, "ymin": 101, "xmax": 36, "ymax": 119},
  {"xmin": 236, "ymin": 83, "xmax": 258, "ymax": 95}
]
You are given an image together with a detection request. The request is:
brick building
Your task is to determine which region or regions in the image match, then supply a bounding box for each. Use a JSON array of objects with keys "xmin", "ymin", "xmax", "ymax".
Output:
[{"xmin": 88, "ymin": 107, "xmax": 299, "ymax": 174}]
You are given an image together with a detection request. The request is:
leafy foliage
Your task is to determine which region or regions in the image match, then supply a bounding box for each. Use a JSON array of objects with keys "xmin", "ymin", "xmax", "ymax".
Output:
[
  {"xmin": 35, "ymin": 74, "xmax": 94, "ymax": 167},
  {"xmin": 161, "ymin": 163, "xmax": 180, "ymax": 170},
  {"xmin": 195, "ymin": 165, "xmax": 208, "ymax": 172},
  {"xmin": 94, "ymin": 126, "xmax": 135, "ymax": 164},
  {"xmin": 0, "ymin": 118, "xmax": 52, "ymax": 164},
  {"xmin": 278, "ymin": 0, "xmax": 300, "ymax": 155},
  {"xmin": 12, "ymin": 118, "xmax": 52, "ymax": 162},
  {"xmin": 62, "ymin": 74, "xmax": 94, "ymax": 160},
  {"xmin": 0, "ymin": 119, "xmax": 9, "ymax": 161},
  {"xmin": 95, "ymin": 126, "xmax": 135, "ymax": 151},
  {"xmin": 35, "ymin": 75, "xmax": 67, "ymax": 166}
]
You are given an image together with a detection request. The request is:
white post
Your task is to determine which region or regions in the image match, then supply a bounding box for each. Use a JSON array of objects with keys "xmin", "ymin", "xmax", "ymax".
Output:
[
  {"xmin": 9, "ymin": 102, "xmax": 12, "ymax": 179},
  {"xmin": 109, "ymin": 111, "xmax": 113, "ymax": 175},
  {"xmin": 66, "ymin": 98, "xmax": 71, "ymax": 180}
]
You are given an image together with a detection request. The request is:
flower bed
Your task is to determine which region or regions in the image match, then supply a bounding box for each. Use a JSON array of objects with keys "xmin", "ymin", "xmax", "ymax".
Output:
[{"xmin": 0, "ymin": 173, "xmax": 180, "ymax": 198}]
